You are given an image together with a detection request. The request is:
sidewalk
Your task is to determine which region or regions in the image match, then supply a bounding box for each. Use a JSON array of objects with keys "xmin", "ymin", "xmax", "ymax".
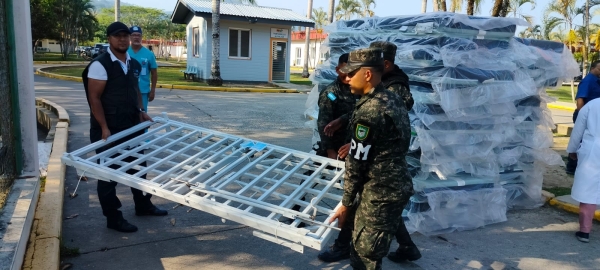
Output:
[{"xmin": 550, "ymin": 195, "xmax": 600, "ymax": 222}]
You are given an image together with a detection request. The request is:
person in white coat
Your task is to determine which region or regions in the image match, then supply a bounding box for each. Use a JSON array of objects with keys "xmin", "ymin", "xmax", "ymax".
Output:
[{"xmin": 567, "ymin": 98, "xmax": 600, "ymax": 243}]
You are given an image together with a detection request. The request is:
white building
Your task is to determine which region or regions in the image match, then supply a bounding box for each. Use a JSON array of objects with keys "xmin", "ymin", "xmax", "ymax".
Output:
[
  {"xmin": 290, "ymin": 29, "xmax": 328, "ymax": 69},
  {"xmin": 171, "ymin": 0, "xmax": 314, "ymax": 82}
]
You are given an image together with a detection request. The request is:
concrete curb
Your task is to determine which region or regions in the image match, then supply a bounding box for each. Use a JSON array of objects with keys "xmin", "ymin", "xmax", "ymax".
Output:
[
  {"xmin": 548, "ymin": 103, "xmax": 575, "ymax": 112},
  {"xmin": 548, "ymin": 198, "xmax": 600, "ymax": 222},
  {"xmin": 36, "ymin": 67, "xmax": 300, "ymax": 93},
  {"xmin": 22, "ymin": 98, "xmax": 70, "ymax": 270},
  {"xmin": 33, "ymin": 61, "xmax": 89, "ymax": 64}
]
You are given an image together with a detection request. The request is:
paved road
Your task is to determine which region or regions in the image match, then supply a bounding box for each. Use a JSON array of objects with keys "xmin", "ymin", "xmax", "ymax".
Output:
[{"xmin": 34, "ymin": 75, "xmax": 600, "ymax": 270}]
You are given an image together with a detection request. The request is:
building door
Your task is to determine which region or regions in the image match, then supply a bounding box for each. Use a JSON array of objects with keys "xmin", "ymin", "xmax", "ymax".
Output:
[{"xmin": 271, "ymin": 41, "xmax": 287, "ymax": 82}]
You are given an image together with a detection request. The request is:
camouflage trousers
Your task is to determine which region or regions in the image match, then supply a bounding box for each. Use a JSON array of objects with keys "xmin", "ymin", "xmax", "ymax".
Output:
[{"xmin": 349, "ymin": 191, "xmax": 406, "ymax": 270}]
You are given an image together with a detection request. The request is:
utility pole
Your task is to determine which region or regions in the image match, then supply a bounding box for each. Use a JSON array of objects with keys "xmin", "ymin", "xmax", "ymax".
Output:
[
  {"xmin": 301, "ymin": 0, "xmax": 313, "ymax": 78},
  {"xmin": 115, "ymin": 0, "xmax": 120, "ymax": 22},
  {"xmin": 583, "ymin": 0, "xmax": 590, "ymax": 77}
]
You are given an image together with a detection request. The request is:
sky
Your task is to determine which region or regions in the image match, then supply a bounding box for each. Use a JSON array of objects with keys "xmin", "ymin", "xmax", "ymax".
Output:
[{"xmin": 124, "ymin": 0, "xmax": 597, "ymax": 31}]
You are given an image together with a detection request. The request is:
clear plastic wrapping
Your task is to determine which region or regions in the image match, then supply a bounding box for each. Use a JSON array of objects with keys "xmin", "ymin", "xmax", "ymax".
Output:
[{"xmin": 307, "ymin": 13, "xmax": 576, "ymax": 235}]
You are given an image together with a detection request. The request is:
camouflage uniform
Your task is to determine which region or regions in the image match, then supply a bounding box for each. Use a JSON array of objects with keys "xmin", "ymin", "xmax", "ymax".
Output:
[
  {"xmin": 370, "ymin": 41, "xmax": 414, "ymax": 111},
  {"xmin": 341, "ymin": 48, "xmax": 414, "ymax": 270},
  {"xmin": 383, "ymin": 65, "xmax": 414, "ymax": 111},
  {"xmin": 317, "ymin": 79, "xmax": 357, "ymax": 156}
]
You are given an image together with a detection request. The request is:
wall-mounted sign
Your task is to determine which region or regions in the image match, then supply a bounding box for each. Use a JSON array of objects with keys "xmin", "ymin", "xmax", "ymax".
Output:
[{"xmin": 271, "ymin": 28, "xmax": 289, "ymax": 39}]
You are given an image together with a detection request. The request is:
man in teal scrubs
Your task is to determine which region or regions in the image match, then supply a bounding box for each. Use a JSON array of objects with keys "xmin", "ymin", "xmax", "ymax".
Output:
[{"xmin": 127, "ymin": 26, "xmax": 157, "ymax": 112}]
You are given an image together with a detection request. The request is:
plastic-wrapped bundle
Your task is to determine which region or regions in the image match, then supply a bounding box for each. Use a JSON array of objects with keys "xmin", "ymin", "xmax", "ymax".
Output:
[
  {"xmin": 307, "ymin": 12, "xmax": 578, "ymax": 235},
  {"xmin": 404, "ymin": 187, "xmax": 508, "ymax": 236}
]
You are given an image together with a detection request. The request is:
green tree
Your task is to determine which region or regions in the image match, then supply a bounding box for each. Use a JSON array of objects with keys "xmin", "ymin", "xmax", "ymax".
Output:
[
  {"xmin": 30, "ymin": 0, "xmax": 60, "ymax": 53},
  {"xmin": 359, "ymin": 0, "xmax": 376, "ymax": 17},
  {"xmin": 335, "ymin": 0, "xmax": 360, "ymax": 21},
  {"xmin": 542, "ymin": 16, "xmax": 563, "ymax": 40},
  {"xmin": 56, "ymin": 0, "xmax": 98, "ymax": 59}
]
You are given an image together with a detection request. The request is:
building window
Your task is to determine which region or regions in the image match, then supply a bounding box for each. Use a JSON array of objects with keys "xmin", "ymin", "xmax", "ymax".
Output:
[
  {"xmin": 295, "ymin": 47, "xmax": 302, "ymax": 66},
  {"xmin": 193, "ymin": 27, "xmax": 200, "ymax": 57},
  {"xmin": 229, "ymin": 28, "xmax": 251, "ymax": 59}
]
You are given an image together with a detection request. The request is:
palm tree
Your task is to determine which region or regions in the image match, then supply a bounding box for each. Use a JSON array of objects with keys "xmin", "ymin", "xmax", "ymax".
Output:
[
  {"xmin": 312, "ymin": 7, "xmax": 328, "ymax": 29},
  {"xmin": 542, "ymin": 16, "xmax": 563, "ymax": 40},
  {"xmin": 450, "ymin": 0, "xmax": 463, "ymax": 12},
  {"xmin": 209, "ymin": 0, "xmax": 223, "ymax": 86},
  {"xmin": 422, "ymin": 0, "xmax": 428, "ymax": 13},
  {"xmin": 440, "ymin": 0, "xmax": 448, "ymax": 11},
  {"xmin": 210, "ymin": 0, "xmax": 256, "ymax": 85},
  {"xmin": 545, "ymin": 0, "xmax": 577, "ymax": 32},
  {"xmin": 335, "ymin": 0, "xmax": 360, "ymax": 21},
  {"xmin": 302, "ymin": 0, "xmax": 313, "ymax": 78},
  {"xmin": 359, "ymin": 0, "xmax": 376, "ymax": 17},
  {"xmin": 466, "ymin": 0, "xmax": 483, "ymax": 15},
  {"xmin": 507, "ymin": 0, "xmax": 535, "ymax": 24},
  {"xmin": 312, "ymin": 7, "xmax": 327, "ymax": 67}
]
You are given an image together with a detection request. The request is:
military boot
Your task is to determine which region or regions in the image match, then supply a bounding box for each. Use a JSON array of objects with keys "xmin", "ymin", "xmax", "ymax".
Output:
[
  {"xmin": 387, "ymin": 245, "xmax": 421, "ymax": 263},
  {"xmin": 317, "ymin": 242, "xmax": 351, "ymax": 262}
]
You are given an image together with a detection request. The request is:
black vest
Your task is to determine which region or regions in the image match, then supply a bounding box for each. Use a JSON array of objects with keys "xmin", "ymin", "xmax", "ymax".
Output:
[{"xmin": 83, "ymin": 52, "xmax": 142, "ymax": 131}]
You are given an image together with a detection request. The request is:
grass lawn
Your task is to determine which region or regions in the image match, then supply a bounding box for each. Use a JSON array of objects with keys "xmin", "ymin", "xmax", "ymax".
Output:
[
  {"xmin": 290, "ymin": 73, "xmax": 313, "ymax": 86},
  {"xmin": 48, "ymin": 66, "xmax": 208, "ymax": 86},
  {"xmin": 546, "ymin": 85, "xmax": 576, "ymax": 103},
  {"xmin": 33, "ymin": 52, "xmax": 84, "ymax": 62}
]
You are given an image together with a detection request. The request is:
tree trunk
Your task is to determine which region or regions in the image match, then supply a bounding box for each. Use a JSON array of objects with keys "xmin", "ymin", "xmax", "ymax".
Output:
[
  {"xmin": 328, "ymin": 0, "xmax": 334, "ymax": 23},
  {"xmin": 467, "ymin": 0, "xmax": 474, "ymax": 15},
  {"xmin": 440, "ymin": 0, "xmax": 447, "ymax": 11},
  {"xmin": 433, "ymin": 0, "xmax": 439, "ymax": 11},
  {"xmin": 422, "ymin": 0, "xmax": 427, "ymax": 13},
  {"xmin": 491, "ymin": 0, "xmax": 503, "ymax": 17},
  {"xmin": 302, "ymin": 0, "xmax": 313, "ymax": 78},
  {"xmin": 209, "ymin": 0, "xmax": 223, "ymax": 86},
  {"xmin": 0, "ymin": 0, "xmax": 17, "ymax": 190},
  {"xmin": 450, "ymin": 0, "xmax": 456, "ymax": 12}
]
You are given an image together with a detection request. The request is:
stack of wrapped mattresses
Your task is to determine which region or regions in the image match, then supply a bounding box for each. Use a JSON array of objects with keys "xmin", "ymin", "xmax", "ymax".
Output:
[{"xmin": 304, "ymin": 12, "xmax": 579, "ymax": 235}]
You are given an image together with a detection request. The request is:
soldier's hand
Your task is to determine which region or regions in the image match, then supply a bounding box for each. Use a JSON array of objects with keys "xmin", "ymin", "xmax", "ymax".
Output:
[
  {"xmin": 324, "ymin": 118, "xmax": 343, "ymax": 137},
  {"xmin": 329, "ymin": 205, "xmax": 349, "ymax": 228},
  {"xmin": 338, "ymin": 143, "xmax": 351, "ymax": 159},
  {"xmin": 101, "ymin": 128, "xmax": 111, "ymax": 141},
  {"xmin": 140, "ymin": 112, "xmax": 154, "ymax": 123}
]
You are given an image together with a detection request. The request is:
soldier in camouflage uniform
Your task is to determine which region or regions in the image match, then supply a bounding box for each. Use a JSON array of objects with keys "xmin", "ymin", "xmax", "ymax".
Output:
[
  {"xmin": 369, "ymin": 41, "xmax": 414, "ymax": 111},
  {"xmin": 316, "ymin": 53, "xmax": 357, "ymax": 159},
  {"xmin": 321, "ymin": 42, "xmax": 413, "ymax": 144},
  {"xmin": 317, "ymin": 53, "xmax": 359, "ymax": 262},
  {"xmin": 368, "ymin": 41, "xmax": 421, "ymax": 263},
  {"xmin": 329, "ymin": 48, "xmax": 416, "ymax": 270}
]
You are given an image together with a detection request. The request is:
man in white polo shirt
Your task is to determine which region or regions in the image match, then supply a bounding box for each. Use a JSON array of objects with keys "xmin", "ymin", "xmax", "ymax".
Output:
[{"xmin": 83, "ymin": 22, "xmax": 167, "ymax": 233}]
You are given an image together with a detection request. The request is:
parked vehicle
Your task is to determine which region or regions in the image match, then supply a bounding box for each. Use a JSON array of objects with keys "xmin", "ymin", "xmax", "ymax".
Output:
[{"xmin": 92, "ymin": 44, "xmax": 109, "ymax": 58}]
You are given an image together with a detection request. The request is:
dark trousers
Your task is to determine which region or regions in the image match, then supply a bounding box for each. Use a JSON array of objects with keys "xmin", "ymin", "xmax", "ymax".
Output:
[
  {"xmin": 91, "ymin": 128, "xmax": 152, "ymax": 223},
  {"xmin": 567, "ymin": 110, "xmax": 580, "ymax": 173}
]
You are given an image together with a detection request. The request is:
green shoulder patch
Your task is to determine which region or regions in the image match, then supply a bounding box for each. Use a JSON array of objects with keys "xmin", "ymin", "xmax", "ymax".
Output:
[{"xmin": 355, "ymin": 124, "xmax": 370, "ymax": 141}]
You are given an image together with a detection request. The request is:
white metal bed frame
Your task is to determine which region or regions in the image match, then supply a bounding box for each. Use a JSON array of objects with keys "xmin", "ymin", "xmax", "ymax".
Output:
[{"xmin": 61, "ymin": 113, "xmax": 346, "ymax": 253}]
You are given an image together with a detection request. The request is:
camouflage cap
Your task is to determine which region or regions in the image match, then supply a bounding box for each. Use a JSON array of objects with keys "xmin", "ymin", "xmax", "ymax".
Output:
[
  {"xmin": 340, "ymin": 48, "xmax": 385, "ymax": 74},
  {"xmin": 369, "ymin": 41, "xmax": 397, "ymax": 62}
]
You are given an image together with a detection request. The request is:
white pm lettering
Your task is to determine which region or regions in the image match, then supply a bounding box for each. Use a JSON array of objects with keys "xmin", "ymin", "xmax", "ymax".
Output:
[{"xmin": 351, "ymin": 139, "xmax": 371, "ymax": 160}]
